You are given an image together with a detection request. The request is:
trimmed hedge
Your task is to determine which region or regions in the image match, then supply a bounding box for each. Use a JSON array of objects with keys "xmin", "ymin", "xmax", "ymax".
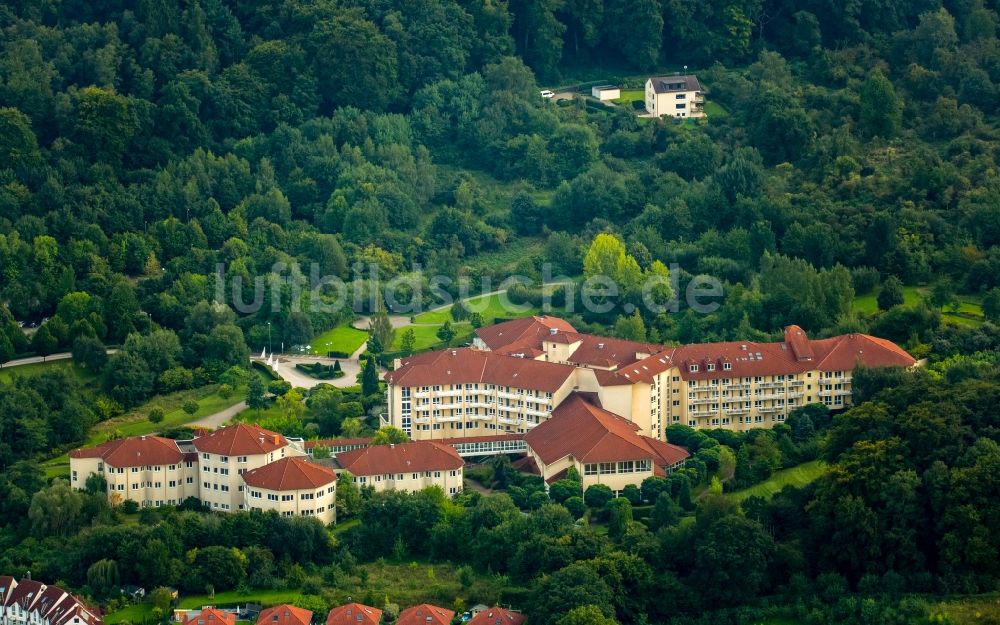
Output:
[
  {"xmin": 295, "ymin": 362, "xmax": 345, "ymax": 379},
  {"xmin": 326, "ymin": 350, "xmax": 352, "ymax": 359}
]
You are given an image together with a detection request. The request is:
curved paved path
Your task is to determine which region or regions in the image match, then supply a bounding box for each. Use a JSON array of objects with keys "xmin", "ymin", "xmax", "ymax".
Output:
[
  {"xmin": 252, "ymin": 355, "xmax": 361, "ymax": 390},
  {"xmin": 188, "ymin": 401, "xmax": 247, "ymax": 428}
]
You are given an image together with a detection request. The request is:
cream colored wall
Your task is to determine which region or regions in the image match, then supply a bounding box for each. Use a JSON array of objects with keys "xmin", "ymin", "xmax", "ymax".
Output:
[
  {"xmin": 74, "ymin": 458, "xmax": 200, "ymax": 507},
  {"xmin": 541, "ymin": 339, "xmax": 582, "ymax": 363},
  {"xmin": 245, "ymin": 482, "xmax": 336, "ymax": 524},
  {"xmin": 393, "ymin": 376, "xmax": 574, "ymax": 441},
  {"xmin": 198, "ymin": 445, "xmax": 307, "ymax": 512},
  {"xmin": 528, "ymin": 448, "xmax": 575, "ymax": 485},
  {"xmin": 350, "ymin": 468, "xmax": 464, "ymax": 496},
  {"xmin": 664, "ymin": 368, "xmax": 848, "ymax": 432},
  {"xmin": 580, "ymin": 467, "xmax": 655, "ymax": 492}
]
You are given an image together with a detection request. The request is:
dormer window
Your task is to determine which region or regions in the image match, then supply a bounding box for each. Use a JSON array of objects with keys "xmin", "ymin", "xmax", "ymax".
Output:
[
  {"xmin": 689, "ymin": 364, "xmax": 698, "ymax": 372},
  {"xmin": 723, "ymin": 362, "xmax": 732, "ymax": 371},
  {"xmin": 706, "ymin": 363, "xmax": 715, "ymax": 372}
]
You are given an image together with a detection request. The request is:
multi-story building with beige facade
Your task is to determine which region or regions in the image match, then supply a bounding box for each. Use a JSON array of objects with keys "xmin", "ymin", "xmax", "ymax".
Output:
[
  {"xmin": 69, "ymin": 435, "xmax": 200, "ymax": 507},
  {"xmin": 645, "ymin": 74, "xmax": 705, "ymax": 118},
  {"xmin": 524, "ymin": 394, "xmax": 688, "ymax": 492},
  {"xmin": 192, "ymin": 423, "xmax": 307, "ymax": 512},
  {"xmin": 389, "ymin": 317, "xmax": 917, "ymax": 441},
  {"xmin": 384, "ymin": 348, "xmax": 582, "ymax": 440},
  {"xmin": 335, "ymin": 441, "xmax": 465, "ymax": 496},
  {"xmin": 242, "ymin": 457, "xmax": 337, "ymax": 524},
  {"xmin": 70, "ymin": 424, "xmax": 341, "ymax": 523}
]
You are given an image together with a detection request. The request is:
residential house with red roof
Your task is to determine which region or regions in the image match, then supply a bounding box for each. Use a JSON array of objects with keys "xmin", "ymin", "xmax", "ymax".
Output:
[
  {"xmin": 467, "ymin": 607, "xmax": 525, "ymax": 625},
  {"xmin": 183, "ymin": 608, "xmax": 236, "ymax": 625},
  {"xmin": 257, "ymin": 605, "xmax": 312, "ymax": 625},
  {"xmin": 336, "ymin": 441, "xmax": 465, "ymax": 496},
  {"xmin": 0, "ymin": 577, "xmax": 102, "ymax": 625},
  {"xmin": 397, "ymin": 605, "xmax": 453, "ymax": 625},
  {"xmin": 243, "ymin": 457, "xmax": 337, "ymax": 523},
  {"xmin": 325, "ymin": 603, "xmax": 382, "ymax": 625},
  {"xmin": 524, "ymin": 394, "xmax": 688, "ymax": 492}
]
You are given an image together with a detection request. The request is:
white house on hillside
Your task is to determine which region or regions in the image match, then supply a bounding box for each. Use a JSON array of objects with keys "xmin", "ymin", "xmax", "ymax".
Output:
[{"xmin": 645, "ymin": 75, "xmax": 704, "ymax": 118}]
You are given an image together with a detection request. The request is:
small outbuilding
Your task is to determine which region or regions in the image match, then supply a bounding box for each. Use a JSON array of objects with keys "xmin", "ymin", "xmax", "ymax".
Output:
[{"xmin": 591, "ymin": 85, "xmax": 620, "ymax": 101}]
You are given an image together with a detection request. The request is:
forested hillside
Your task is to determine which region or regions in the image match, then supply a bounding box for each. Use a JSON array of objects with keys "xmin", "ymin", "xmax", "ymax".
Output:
[
  {"xmin": 2, "ymin": 0, "xmax": 1000, "ymax": 358},
  {"xmin": 2, "ymin": 0, "xmax": 1000, "ymax": 623}
]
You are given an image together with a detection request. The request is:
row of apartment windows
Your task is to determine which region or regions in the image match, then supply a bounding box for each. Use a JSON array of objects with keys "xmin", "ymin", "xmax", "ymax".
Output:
[
  {"xmin": 200, "ymin": 454, "xmax": 250, "ymax": 463},
  {"xmin": 583, "ymin": 460, "xmax": 653, "ymax": 475},
  {"xmin": 411, "ymin": 384, "xmax": 553, "ymax": 396},
  {"xmin": 353, "ymin": 470, "xmax": 459, "ymax": 484}
]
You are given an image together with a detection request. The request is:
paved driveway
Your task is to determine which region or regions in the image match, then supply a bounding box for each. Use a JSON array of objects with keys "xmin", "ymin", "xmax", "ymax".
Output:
[{"xmin": 254, "ymin": 355, "xmax": 361, "ymax": 390}]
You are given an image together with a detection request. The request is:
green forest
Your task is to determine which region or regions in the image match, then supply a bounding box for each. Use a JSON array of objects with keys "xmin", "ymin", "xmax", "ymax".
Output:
[{"xmin": 3, "ymin": 0, "xmax": 1000, "ymax": 623}]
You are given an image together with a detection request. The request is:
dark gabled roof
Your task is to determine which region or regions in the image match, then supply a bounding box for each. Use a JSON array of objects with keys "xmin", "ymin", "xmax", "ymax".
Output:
[{"xmin": 648, "ymin": 74, "xmax": 702, "ymax": 94}]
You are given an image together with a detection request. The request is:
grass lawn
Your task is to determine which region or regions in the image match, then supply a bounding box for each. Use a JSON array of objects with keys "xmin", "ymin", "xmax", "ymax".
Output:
[
  {"xmin": 179, "ymin": 589, "xmax": 307, "ymax": 610},
  {"xmin": 172, "ymin": 560, "xmax": 522, "ymax": 613},
  {"xmin": 853, "ymin": 286, "xmax": 923, "ymax": 314},
  {"xmin": 0, "ymin": 359, "xmax": 97, "ymax": 386},
  {"xmin": 703, "ymin": 101, "xmax": 728, "ymax": 118},
  {"xmin": 726, "ymin": 460, "xmax": 827, "ymax": 503},
  {"xmin": 391, "ymin": 323, "xmax": 473, "ymax": 351},
  {"xmin": 104, "ymin": 602, "xmax": 155, "ymax": 625},
  {"xmin": 612, "ymin": 89, "xmax": 644, "ymax": 104},
  {"xmin": 853, "ymin": 286, "xmax": 985, "ymax": 327},
  {"xmin": 41, "ymin": 385, "xmax": 244, "ymax": 480},
  {"xmin": 414, "ymin": 293, "xmax": 540, "ymax": 326},
  {"xmin": 311, "ymin": 325, "xmax": 368, "ymax": 356}
]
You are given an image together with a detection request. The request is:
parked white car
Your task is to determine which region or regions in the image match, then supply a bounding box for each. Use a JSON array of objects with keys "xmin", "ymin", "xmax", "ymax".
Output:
[{"xmin": 540, "ymin": 90, "xmax": 555, "ymax": 98}]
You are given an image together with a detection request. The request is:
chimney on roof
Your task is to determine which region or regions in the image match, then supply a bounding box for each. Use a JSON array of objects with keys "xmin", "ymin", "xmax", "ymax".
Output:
[
  {"xmin": 273, "ymin": 435, "xmax": 280, "ymax": 445},
  {"xmin": 451, "ymin": 350, "xmax": 457, "ymax": 356},
  {"xmin": 597, "ymin": 343, "xmax": 604, "ymax": 349},
  {"xmin": 389, "ymin": 444, "xmax": 395, "ymax": 449}
]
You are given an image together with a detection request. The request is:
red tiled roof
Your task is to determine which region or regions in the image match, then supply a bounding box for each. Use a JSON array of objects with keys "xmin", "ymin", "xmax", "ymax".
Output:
[
  {"xmin": 242, "ymin": 457, "xmax": 336, "ymax": 491},
  {"xmin": 524, "ymin": 394, "xmax": 689, "ymax": 468},
  {"xmin": 469, "ymin": 608, "xmax": 524, "ymax": 625},
  {"xmin": 475, "ymin": 316, "xmax": 576, "ymax": 352},
  {"xmin": 398, "ymin": 605, "xmax": 454, "ymax": 625},
  {"xmin": 258, "ymin": 605, "xmax": 312, "ymax": 625},
  {"xmin": 69, "ymin": 435, "xmax": 184, "ymax": 468},
  {"xmin": 336, "ymin": 441, "xmax": 464, "ymax": 475},
  {"xmin": 546, "ymin": 332, "xmax": 663, "ymax": 369},
  {"xmin": 185, "ymin": 608, "xmax": 236, "ymax": 625},
  {"xmin": 591, "ymin": 327, "xmax": 915, "ymax": 385},
  {"xmin": 385, "ymin": 348, "xmax": 576, "ymax": 393},
  {"xmin": 810, "ymin": 332, "xmax": 917, "ymax": 371},
  {"xmin": 193, "ymin": 423, "xmax": 288, "ymax": 456},
  {"xmin": 326, "ymin": 603, "xmax": 382, "ymax": 625}
]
